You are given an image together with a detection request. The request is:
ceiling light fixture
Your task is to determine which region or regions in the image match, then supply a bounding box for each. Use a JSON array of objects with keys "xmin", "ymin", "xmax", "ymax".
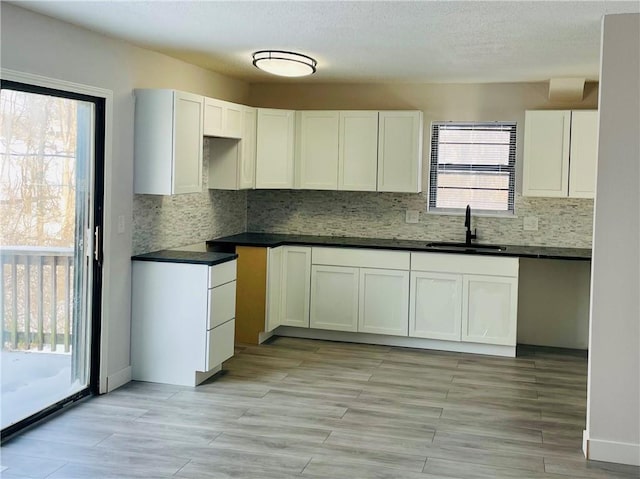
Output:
[{"xmin": 252, "ymin": 50, "xmax": 317, "ymax": 77}]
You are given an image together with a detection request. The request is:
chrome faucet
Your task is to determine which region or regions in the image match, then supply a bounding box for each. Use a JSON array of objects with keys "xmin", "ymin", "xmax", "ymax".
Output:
[{"xmin": 465, "ymin": 204, "xmax": 477, "ymax": 246}]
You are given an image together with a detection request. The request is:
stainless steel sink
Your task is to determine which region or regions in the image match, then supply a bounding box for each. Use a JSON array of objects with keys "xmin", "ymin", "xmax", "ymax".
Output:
[{"xmin": 425, "ymin": 242, "xmax": 507, "ymax": 252}]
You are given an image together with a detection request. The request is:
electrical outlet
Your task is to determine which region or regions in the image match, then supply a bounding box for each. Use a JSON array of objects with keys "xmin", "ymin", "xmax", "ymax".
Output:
[
  {"xmin": 405, "ymin": 210, "xmax": 420, "ymax": 224},
  {"xmin": 117, "ymin": 215, "xmax": 126, "ymax": 234},
  {"xmin": 523, "ymin": 216, "xmax": 539, "ymax": 231}
]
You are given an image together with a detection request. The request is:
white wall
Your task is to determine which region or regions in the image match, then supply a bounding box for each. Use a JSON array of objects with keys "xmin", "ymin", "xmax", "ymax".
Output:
[
  {"xmin": 585, "ymin": 13, "xmax": 640, "ymax": 466},
  {"xmin": 0, "ymin": 3, "xmax": 249, "ymax": 392}
]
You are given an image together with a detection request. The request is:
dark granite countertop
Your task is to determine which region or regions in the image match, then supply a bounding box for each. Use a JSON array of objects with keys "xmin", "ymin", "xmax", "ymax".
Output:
[
  {"xmin": 132, "ymin": 250, "xmax": 237, "ymax": 266},
  {"xmin": 207, "ymin": 233, "xmax": 591, "ymax": 261}
]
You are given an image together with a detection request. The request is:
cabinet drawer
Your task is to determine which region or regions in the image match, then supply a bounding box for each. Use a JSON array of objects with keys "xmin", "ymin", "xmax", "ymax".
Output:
[
  {"xmin": 206, "ymin": 318, "xmax": 235, "ymax": 370},
  {"xmin": 208, "ymin": 280, "xmax": 236, "ymax": 329},
  {"xmin": 411, "ymin": 252, "xmax": 518, "ymax": 277},
  {"xmin": 209, "ymin": 260, "xmax": 237, "ymax": 288},
  {"xmin": 312, "ymin": 247, "xmax": 410, "ymax": 270}
]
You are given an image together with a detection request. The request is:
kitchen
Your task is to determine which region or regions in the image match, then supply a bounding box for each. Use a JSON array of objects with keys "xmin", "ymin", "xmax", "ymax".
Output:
[{"xmin": 0, "ymin": 1, "xmax": 638, "ymax": 477}]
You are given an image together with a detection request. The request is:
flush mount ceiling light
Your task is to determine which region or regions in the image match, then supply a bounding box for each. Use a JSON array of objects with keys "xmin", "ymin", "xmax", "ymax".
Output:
[{"xmin": 252, "ymin": 50, "xmax": 317, "ymax": 77}]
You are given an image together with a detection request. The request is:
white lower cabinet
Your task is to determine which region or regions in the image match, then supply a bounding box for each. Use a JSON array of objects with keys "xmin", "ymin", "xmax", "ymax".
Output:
[
  {"xmin": 462, "ymin": 275, "xmax": 518, "ymax": 346},
  {"xmin": 264, "ymin": 246, "xmax": 519, "ymax": 355},
  {"xmin": 310, "ymin": 265, "xmax": 359, "ymax": 332},
  {"xmin": 409, "ymin": 252, "xmax": 519, "ymax": 347},
  {"xmin": 266, "ymin": 246, "xmax": 312, "ymax": 332},
  {"xmin": 281, "ymin": 246, "xmax": 312, "ymax": 327},
  {"xmin": 359, "ymin": 268, "xmax": 409, "ymax": 336},
  {"xmin": 265, "ymin": 247, "xmax": 283, "ymax": 332},
  {"xmin": 131, "ymin": 259, "xmax": 237, "ymax": 387},
  {"xmin": 409, "ymin": 271, "xmax": 462, "ymax": 341}
]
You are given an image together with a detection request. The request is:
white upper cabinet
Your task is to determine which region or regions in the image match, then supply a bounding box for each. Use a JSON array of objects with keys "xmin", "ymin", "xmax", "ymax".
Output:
[
  {"xmin": 523, "ymin": 110, "xmax": 598, "ymax": 198},
  {"xmin": 208, "ymin": 106, "xmax": 257, "ymax": 190},
  {"xmin": 523, "ymin": 110, "xmax": 571, "ymax": 197},
  {"xmin": 377, "ymin": 111, "xmax": 423, "ymax": 193},
  {"xmin": 569, "ymin": 110, "xmax": 598, "ymax": 198},
  {"xmin": 203, "ymin": 98, "xmax": 243, "ymax": 139},
  {"xmin": 339, "ymin": 111, "xmax": 379, "ymax": 191},
  {"xmin": 239, "ymin": 107, "xmax": 257, "ymax": 189},
  {"xmin": 134, "ymin": 89, "xmax": 203, "ymax": 195},
  {"xmin": 296, "ymin": 111, "xmax": 340, "ymax": 189},
  {"xmin": 255, "ymin": 108, "xmax": 295, "ymax": 189}
]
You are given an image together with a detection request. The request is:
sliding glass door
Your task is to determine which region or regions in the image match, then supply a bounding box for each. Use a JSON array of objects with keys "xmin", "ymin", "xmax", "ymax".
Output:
[{"xmin": 0, "ymin": 80, "xmax": 104, "ymax": 438}]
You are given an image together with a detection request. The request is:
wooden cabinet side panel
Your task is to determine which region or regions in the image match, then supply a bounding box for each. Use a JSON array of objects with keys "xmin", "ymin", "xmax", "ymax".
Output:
[{"xmin": 234, "ymin": 246, "xmax": 268, "ymax": 344}]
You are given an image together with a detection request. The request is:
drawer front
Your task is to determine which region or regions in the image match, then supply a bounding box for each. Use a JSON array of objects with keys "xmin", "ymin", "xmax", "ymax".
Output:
[
  {"xmin": 206, "ymin": 318, "xmax": 235, "ymax": 370},
  {"xmin": 208, "ymin": 280, "xmax": 236, "ymax": 329},
  {"xmin": 312, "ymin": 247, "xmax": 410, "ymax": 270},
  {"xmin": 208, "ymin": 260, "xmax": 237, "ymax": 288},
  {"xmin": 411, "ymin": 252, "xmax": 519, "ymax": 277}
]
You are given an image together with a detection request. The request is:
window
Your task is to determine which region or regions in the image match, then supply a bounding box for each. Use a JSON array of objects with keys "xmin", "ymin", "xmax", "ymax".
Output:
[{"xmin": 428, "ymin": 122, "xmax": 516, "ymax": 214}]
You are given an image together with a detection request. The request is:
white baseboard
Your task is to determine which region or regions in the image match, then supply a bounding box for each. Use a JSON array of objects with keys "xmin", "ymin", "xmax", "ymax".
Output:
[
  {"xmin": 275, "ymin": 326, "xmax": 516, "ymax": 357},
  {"xmin": 584, "ymin": 432, "xmax": 640, "ymax": 466},
  {"xmin": 106, "ymin": 366, "xmax": 132, "ymax": 393}
]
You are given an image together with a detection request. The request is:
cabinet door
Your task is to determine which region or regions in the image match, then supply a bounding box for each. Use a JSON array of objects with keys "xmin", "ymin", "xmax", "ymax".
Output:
[
  {"xmin": 377, "ymin": 111, "xmax": 423, "ymax": 193},
  {"xmin": 255, "ymin": 108, "xmax": 295, "ymax": 189},
  {"xmin": 297, "ymin": 111, "xmax": 339, "ymax": 189},
  {"xmin": 224, "ymin": 102, "xmax": 243, "ymax": 139},
  {"xmin": 281, "ymin": 246, "xmax": 311, "ymax": 327},
  {"xmin": 239, "ymin": 107, "xmax": 257, "ymax": 189},
  {"xmin": 310, "ymin": 265, "xmax": 359, "ymax": 332},
  {"xmin": 339, "ymin": 111, "xmax": 378, "ymax": 191},
  {"xmin": 204, "ymin": 98, "xmax": 243, "ymax": 139},
  {"xmin": 409, "ymin": 271, "xmax": 462, "ymax": 341},
  {"xmin": 203, "ymin": 97, "xmax": 224, "ymax": 137},
  {"xmin": 358, "ymin": 268, "xmax": 409, "ymax": 336},
  {"xmin": 206, "ymin": 318, "xmax": 235, "ymax": 371},
  {"xmin": 265, "ymin": 247, "xmax": 283, "ymax": 332},
  {"xmin": 523, "ymin": 110, "xmax": 571, "ymax": 197},
  {"xmin": 569, "ymin": 110, "xmax": 598, "ymax": 198},
  {"xmin": 173, "ymin": 91, "xmax": 203, "ymax": 194},
  {"xmin": 462, "ymin": 275, "xmax": 518, "ymax": 346}
]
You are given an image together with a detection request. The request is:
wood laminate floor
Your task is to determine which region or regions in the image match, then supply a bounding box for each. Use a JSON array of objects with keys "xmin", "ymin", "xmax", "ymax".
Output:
[{"xmin": 2, "ymin": 337, "xmax": 639, "ymax": 479}]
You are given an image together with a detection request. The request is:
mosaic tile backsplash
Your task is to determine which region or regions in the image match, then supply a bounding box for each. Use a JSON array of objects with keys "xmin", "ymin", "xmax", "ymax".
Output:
[
  {"xmin": 247, "ymin": 190, "xmax": 594, "ymax": 248},
  {"xmin": 132, "ymin": 138, "xmax": 247, "ymax": 255}
]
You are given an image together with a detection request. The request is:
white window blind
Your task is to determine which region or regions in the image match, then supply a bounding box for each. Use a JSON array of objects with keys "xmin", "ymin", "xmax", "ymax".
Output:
[{"xmin": 429, "ymin": 122, "xmax": 516, "ymax": 214}]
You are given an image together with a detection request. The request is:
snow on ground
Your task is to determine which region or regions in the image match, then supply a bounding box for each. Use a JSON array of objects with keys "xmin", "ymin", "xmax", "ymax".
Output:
[{"xmin": 1, "ymin": 351, "xmax": 83, "ymax": 429}]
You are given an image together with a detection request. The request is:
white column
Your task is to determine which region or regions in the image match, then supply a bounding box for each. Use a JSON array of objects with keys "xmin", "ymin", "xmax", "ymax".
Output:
[{"xmin": 585, "ymin": 13, "xmax": 640, "ymax": 466}]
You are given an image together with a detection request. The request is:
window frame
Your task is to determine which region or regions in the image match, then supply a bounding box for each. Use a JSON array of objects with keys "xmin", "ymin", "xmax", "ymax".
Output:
[{"xmin": 428, "ymin": 121, "xmax": 517, "ymax": 216}]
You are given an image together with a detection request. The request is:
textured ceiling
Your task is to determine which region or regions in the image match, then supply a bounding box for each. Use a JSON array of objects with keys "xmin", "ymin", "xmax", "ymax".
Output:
[{"xmin": 11, "ymin": 1, "xmax": 640, "ymax": 83}]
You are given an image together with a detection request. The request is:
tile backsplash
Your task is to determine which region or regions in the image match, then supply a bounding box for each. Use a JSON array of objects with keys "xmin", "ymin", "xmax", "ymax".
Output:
[
  {"xmin": 132, "ymin": 138, "xmax": 247, "ymax": 255},
  {"xmin": 247, "ymin": 190, "xmax": 594, "ymax": 248}
]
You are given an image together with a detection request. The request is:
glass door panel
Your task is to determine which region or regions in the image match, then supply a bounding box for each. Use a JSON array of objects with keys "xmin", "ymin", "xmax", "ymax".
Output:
[{"xmin": 0, "ymin": 84, "xmax": 101, "ymax": 434}]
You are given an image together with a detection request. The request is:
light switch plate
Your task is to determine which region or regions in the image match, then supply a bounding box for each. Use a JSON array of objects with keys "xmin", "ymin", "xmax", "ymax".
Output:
[
  {"xmin": 523, "ymin": 216, "xmax": 539, "ymax": 231},
  {"xmin": 405, "ymin": 210, "xmax": 420, "ymax": 224},
  {"xmin": 117, "ymin": 215, "xmax": 126, "ymax": 234}
]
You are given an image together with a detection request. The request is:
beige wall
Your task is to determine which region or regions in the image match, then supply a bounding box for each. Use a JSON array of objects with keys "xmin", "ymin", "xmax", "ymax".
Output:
[
  {"xmin": 248, "ymin": 81, "xmax": 597, "ymax": 248},
  {"xmin": 0, "ymin": 3, "xmax": 249, "ymax": 391}
]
